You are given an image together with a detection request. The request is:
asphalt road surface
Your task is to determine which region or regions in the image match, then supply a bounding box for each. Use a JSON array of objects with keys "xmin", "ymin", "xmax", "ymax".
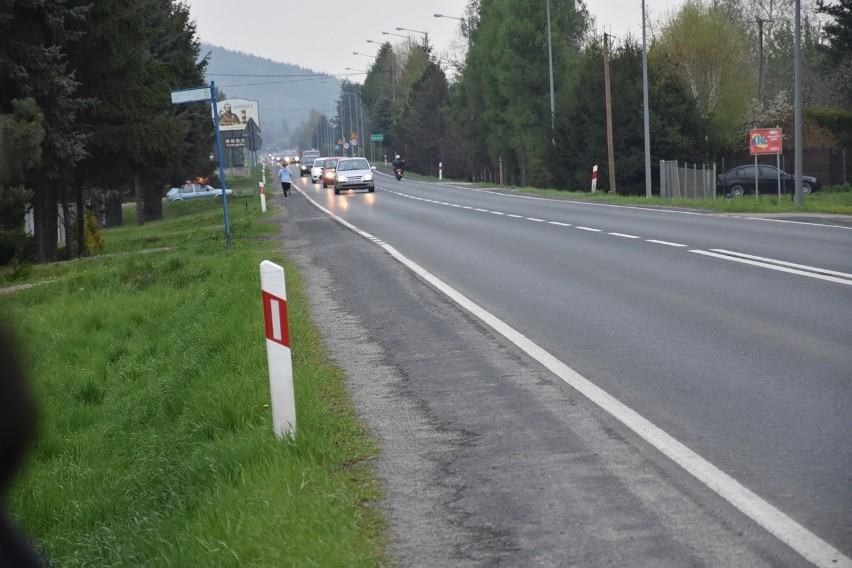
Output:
[{"xmin": 274, "ymin": 167, "xmax": 851, "ymax": 567}]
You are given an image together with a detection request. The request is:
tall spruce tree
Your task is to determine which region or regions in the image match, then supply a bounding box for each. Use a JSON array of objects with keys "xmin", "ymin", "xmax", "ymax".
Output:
[{"xmin": 0, "ymin": 0, "xmax": 87, "ymax": 262}]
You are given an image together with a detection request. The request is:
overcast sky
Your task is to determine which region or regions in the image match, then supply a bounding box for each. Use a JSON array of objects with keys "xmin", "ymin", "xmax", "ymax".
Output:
[{"xmin": 184, "ymin": 0, "xmax": 684, "ymax": 80}]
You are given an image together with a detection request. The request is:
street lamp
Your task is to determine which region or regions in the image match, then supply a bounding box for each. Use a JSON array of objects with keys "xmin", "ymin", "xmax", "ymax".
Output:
[
  {"xmin": 434, "ymin": 13, "xmax": 471, "ymax": 47},
  {"xmin": 395, "ymin": 26, "xmax": 429, "ymax": 48},
  {"xmin": 546, "ymin": 0, "xmax": 555, "ymax": 145},
  {"xmin": 353, "ymin": 51, "xmax": 375, "ymax": 58},
  {"xmin": 382, "ymin": 31, "xmax": 411, "ymax": 47}
]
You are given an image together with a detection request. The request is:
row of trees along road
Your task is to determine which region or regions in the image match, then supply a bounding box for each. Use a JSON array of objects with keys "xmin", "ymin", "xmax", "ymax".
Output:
[
  {"xmin": 1, "ymin": 0, "xmax": 215, "ymax": 264},
  {"xmin": 341, "ymin": 0, "xmax": 850, "ymax": 192}
]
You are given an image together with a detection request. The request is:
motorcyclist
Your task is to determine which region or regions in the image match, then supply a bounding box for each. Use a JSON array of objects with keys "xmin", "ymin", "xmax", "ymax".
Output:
[{"xmin": 392, "ymin": 154, "xmax": 405, "ymax": 172}]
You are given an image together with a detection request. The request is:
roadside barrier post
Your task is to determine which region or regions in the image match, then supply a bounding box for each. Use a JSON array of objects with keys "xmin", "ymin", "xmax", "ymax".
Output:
[
  {"xmin": 259, "ymin": 181, "xmax": 267, "ymax": 213},
  {"xmin": 591, "ymin": 165, "xmax": 598, "ymax": 193},
  {"xmin": 259, "ymin": 261, "xmax": 296, "ymax": 438},
  {"xmin": 439, "ymin": 162, "xmax": 443, "ymax": 181}
]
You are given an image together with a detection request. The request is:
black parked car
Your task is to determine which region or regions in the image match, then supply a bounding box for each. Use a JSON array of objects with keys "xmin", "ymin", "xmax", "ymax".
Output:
[{"xmin": 717, "ymin": 164, "xmax": 820, "ymax": 197}]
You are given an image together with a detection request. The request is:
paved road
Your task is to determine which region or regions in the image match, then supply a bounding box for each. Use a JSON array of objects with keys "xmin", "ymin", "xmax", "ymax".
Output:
[{"xmin": 276, "ymin": 168, "xmax": 851, "ymax": 567}]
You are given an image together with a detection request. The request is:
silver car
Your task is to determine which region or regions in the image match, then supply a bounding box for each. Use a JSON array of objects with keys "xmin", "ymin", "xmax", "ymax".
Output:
[
  {"xmin": 333, "ymin": 158, "xmax": 375, "ymax": 194},
  {"xmin": 166, "ymin": 182, "xmax": 232, "ymax": 202}
]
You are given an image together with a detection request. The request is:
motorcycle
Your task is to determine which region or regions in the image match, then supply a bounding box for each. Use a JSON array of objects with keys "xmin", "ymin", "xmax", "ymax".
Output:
[{"xmin": 394, "ymin": 167, "xmax": 404, "ymax": 181}]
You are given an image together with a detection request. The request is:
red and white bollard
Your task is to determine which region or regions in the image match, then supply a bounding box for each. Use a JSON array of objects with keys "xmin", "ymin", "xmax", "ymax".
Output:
[
  {"xmin": 439, "ymin": 162, "xmax": 443, "ymax": 181},
  {"xmin": 591, "ymin": 165, "xmax": 598, "ymax": 193},
  {"xmin": 260, "ymin": 260, "xmax": 296, "ymax": 438},
  {"xmin": 259, "ymin": 181, "xmax": 267, "ymax": 213}
]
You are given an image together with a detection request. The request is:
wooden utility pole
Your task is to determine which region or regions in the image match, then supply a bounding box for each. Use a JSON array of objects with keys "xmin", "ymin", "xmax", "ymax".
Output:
[{"xmin": 603, "ymin": 33, "xmax": 617, "ymax": 194}]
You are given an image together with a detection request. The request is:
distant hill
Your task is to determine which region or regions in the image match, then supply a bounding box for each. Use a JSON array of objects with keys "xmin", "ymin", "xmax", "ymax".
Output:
[{"xmin": 200, "ymin": 43, "xmax": 341, "ymax": 149}]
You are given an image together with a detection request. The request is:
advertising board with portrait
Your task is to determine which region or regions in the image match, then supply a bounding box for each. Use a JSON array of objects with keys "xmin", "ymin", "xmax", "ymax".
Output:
[{"xmin": 214, "ymin": 98, "xmax": 260, "ymax": 131}]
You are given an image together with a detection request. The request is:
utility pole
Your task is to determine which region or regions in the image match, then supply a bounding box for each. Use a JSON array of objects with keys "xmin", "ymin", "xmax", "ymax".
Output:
[
  {"xmin": 546, "ymin": 0, "xmax": 555, "ymax": 145},
  {"xmin": 603, "ymin": 33, "xmax": 617, "ymax": 194},
  {"xmin": 756, "ymin": 17, "xmax": 769, "ymax": 102},
  {"xmin": 642, "ymin": 0, "xmax": 652, "ymax": 198}
]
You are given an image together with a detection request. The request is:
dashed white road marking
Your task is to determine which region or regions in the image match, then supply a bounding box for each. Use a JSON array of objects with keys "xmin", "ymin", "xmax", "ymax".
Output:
[
  {"xmin": 646, "ymin": 239, "xmax": 688, "ymax": 247},
  {"xmin": 608, "ymin": 232, "xmax": 641, "ymax": 239}
]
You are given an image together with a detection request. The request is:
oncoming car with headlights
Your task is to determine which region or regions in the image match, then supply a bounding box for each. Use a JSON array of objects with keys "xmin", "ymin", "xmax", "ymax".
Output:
[
  {"xmin": 311, "ymin": 157, "xmax": 326, "ymax": 183},
  {"xmin": 333, "ymin": 158, "xmax": 376, "ymax": 194}
]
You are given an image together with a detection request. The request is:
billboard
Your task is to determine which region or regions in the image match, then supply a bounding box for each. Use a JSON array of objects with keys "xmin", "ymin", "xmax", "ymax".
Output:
[
  {"xmin": 214, "ymin": 98, "xmax": 260, "ymax": 131},
  {"xmin": 749, "ymin": 128, "xmax": 783, "ymax": 155}
]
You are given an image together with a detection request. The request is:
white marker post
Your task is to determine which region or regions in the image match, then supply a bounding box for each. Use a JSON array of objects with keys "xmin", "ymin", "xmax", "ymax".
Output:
[
  {"xmin": 591, "ymin": 165, "xmax": 598, "ymax": 193},
  {"xmin": 259, "ymin": 181, "xmax": 267, "ymax": 213},
  {"xmin": 260, "ymin": 261, "xmax": 296, "ymax": 438}
]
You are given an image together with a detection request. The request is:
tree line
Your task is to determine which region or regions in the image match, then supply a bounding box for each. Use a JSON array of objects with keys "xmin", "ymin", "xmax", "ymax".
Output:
[
  {"xmin": 335, "ymin": 0, "xmax": 851, "ymax": 191},
  {"xmin": 0, "ymin": 0, "xmax": 214, "ymax": 264}
]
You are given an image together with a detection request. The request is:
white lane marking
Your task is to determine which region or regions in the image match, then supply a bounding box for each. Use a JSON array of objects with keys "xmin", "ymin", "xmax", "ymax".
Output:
[
  {"xmin": 507, "ymin": 214, "xmax": 524, "ymax": 218},
  {"xmin": 526, "ymin": 217, "xmax": 546, "ymax": 222},
  {"xmin": 548, "ymin": 221, "xmax": 573, "ymax": 227},
  {"xmin": 491, "ymin": 211, "xmax": 506, "ymax": 215},
  {"xmin": 608, "ymin": 232, "xmax": 641, "ymax": 239},
  {"xmin": 297, "ymin": 186, "xmax": 852, "ymax": 568},
  {"xmin": 646, "ymin": 239, "xmax": 688, "ymax": 247},
  {"xmin": 691, "ymin": 250, "xmax": 852, "ymax": 286},
  {"xmin": 576, "ymin": 226, "xmax": 602, "ymax": 232},
  {"xmin": 745, "ymin": 216, "xmax": 852, "ymax": 230},
  {"xmin": 710, "ymin": 249, "xmax": 852, "ymax": 279}
]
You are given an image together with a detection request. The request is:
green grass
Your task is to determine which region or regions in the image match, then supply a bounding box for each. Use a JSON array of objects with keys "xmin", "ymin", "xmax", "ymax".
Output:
[
  {"xmin": 512, "ymin": 186, "xmax": 852, "ymax": 215},
  {"xmin": 2, "ymin": 196, "xmax": 386, "ymax": 567}
]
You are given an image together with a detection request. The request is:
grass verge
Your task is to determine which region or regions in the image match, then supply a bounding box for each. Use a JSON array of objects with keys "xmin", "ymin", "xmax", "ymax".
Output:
[{"xmin": 1, "ymin": 195, "xmax": 386, "ymax": 567}]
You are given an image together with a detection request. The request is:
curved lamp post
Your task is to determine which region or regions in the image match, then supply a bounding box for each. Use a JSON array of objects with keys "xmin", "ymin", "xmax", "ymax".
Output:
[
  {"xmin": 395, "ymin": 26, "xmax": 429, "ymax": 48},
  {"xmin": 434, "ymin": 13, "xmax": 471, "ymax": 47}
]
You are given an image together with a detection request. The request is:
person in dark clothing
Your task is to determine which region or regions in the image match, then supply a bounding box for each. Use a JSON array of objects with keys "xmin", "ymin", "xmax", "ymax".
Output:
[
  {"xmin": 0, "ymin": 323, "xmax": 44, "ymax": 568},
  {"xmin": 391, "ymin": 154, "xmax": 405, "ymax": 172}
]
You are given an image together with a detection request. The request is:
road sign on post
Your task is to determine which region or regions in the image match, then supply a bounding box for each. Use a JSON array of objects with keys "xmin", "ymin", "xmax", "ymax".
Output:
[
  {"xmin": 171, "ymin": 83, "xmax": 232, "ymax": 252},
  {"xmin": 260, "ymin": 260, "xmax": 296, "ymax": 439}
]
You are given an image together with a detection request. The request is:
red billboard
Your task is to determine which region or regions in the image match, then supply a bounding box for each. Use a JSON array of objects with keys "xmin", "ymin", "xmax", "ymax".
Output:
[{"xmin": 749, "ymin": 128, "xmax": 783, "ymax": 155}]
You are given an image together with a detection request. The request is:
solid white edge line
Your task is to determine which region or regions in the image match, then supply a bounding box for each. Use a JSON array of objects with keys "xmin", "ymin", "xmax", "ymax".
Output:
[
  {"xmin": 710, "ymin": 249, "xmax": 852, "ymax": 279},
  {"xmin": 692, "ymin": 250, "xmax": 852, "ymax": 286},
  {"xmin": 296, "ymin": 186, "xmax": 851, "ymax": 568}
]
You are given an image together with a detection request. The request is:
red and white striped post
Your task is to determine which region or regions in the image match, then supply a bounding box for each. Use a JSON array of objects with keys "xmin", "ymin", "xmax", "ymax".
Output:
[
  {"xmin": 259, "ymin": 260, "xmax": 296, "ymax": 438},
  {"xmin": 438, "ymin": 162, "xmax": 443, "ymax": 181},
  {"xmin": 259, "ymin": 181, "xmax": 267, "ymax": 213},
  {"xmin": 591, "ymin": 165, "xmax": 598, "ymax": 193}
]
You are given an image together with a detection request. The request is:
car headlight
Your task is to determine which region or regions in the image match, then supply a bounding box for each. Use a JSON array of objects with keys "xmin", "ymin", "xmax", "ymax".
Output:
[
  {"xmin": 363, "ymin": 173, "xmax": 373, "ymax": 181},
  {"xmin": 337, "ymin": 175, "xmax": 348, "ymax": 182}
]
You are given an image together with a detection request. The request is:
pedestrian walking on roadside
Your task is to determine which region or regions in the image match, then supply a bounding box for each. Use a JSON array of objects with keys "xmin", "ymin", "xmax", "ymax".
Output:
[{"xmin": 278, "ymin": 161, "xmax": 292, "ymax": 198}]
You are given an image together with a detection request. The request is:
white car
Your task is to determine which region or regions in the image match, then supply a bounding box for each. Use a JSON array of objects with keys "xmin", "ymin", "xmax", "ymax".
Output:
[
  {"xmin": 166, "ymin": 182, "xmax": 232, "ymax": 202},
  {"xmin": 310, "ymin": 158, "xmax": 326, "ymax": 183},
  {"xmin": 333, "ymin": 158, "xmax": 375, "ymax": 194}
]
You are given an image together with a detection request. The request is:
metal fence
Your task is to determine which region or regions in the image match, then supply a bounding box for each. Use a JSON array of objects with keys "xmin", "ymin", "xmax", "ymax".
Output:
[{"xmin": 659, "ymin": 161, "xmax": 717, "ymax": 200}]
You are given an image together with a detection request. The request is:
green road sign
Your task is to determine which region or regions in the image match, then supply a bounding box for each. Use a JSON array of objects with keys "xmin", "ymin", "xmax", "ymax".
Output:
[{"xmin": 370, "ymin": 134, "xmax": 384, "ymax": 142}]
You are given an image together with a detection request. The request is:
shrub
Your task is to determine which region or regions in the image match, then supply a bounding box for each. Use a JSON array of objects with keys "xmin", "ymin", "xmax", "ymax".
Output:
[{"xmin": 84, "ymin": 208, "xmax": 105, "ymax": 255}]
